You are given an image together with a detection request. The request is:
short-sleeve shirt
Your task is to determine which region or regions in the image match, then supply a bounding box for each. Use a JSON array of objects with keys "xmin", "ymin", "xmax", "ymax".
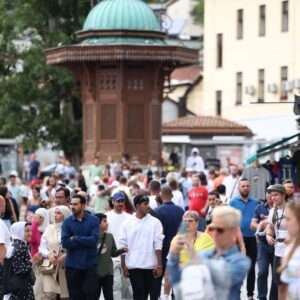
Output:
[
  {"xmin": 252, "ymin": 202, "xmax": 270, "ymax": 223},
  {"xmin": 229, "ymin": 197, "xmax": 258, "ymax": 237},
  {"xmin": 268, "ymin": 206, "xmax": 287, "ymax": 257},
  {"xmin": 281, "ymin": 245, "xmax": 300, "ymax": 299},
  {"xmin": 188, "ymin": 186, "xmax": 208, "ymax": 217}
]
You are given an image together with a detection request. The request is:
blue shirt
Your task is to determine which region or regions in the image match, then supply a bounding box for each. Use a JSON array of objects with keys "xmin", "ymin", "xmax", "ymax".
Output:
[
  {"xmin": 253, "ymin": 202, "xmax": 270, "ymax": 223},
  {"xmin": 155, "ymin": 202, "xmax": 184, "ymax": 254},
  {"xmin": 62, "ymin": 212, "xmax": 99, "ymax": 269},
  {"xmin": 230, "ymin": 196, "xmax": 258, "ymax": 237},
  {"xmin": 167, "ymin": 245, "xmax": 250, "ymax": 300}
]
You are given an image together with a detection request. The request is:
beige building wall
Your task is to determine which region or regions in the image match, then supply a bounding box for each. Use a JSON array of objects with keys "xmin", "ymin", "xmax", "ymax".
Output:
[
  {"xmin": 167, "ymin": 0, "xmax": 203, "ymax": 38},
  {"xmin": 199, "ymin": 0, "xmax": 299, "ymax": 140}
]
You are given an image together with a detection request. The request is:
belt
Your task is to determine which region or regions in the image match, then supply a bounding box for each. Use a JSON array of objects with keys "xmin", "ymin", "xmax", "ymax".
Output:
[{"xmin": 276, "ymin": 239, "xmax": 285, "ymax": 243}]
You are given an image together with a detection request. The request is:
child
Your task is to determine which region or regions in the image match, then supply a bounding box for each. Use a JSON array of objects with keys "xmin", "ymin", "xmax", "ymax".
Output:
[{"xmin": 95, "ymin": 213, "xmax": 127, "ymax": 300}]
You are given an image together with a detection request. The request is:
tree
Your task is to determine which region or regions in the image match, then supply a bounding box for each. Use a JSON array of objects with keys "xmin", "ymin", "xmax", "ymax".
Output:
[
  {"xmin": 0, "ymin": 0, "xmax": 96, "ymax": 163},
  {"xmin": 191, "ymin": 0, "xmax": 204, "ymax": 25}
]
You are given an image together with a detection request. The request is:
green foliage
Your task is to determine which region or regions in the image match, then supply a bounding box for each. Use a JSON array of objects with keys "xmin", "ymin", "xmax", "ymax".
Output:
[
  {"xmin": 191, "ymin": 0, "xmax": 204, "ymax": 25},
  {"xmin": 0, "ymin": 0, "xmax": 94, "ymax": 158}
]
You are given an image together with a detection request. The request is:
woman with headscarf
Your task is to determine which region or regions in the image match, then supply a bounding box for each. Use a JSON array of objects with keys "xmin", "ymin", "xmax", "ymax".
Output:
[
  {"xmin": 39, "ymin": 206, "xmax": 71, "ymax": 300},
  {"xmin": 29, "ymin": 207, "xmax": 49, "ymax": 300},
  {"xmin": 9, "ymin": 221, "xmax": 34, "ymax": 300}
]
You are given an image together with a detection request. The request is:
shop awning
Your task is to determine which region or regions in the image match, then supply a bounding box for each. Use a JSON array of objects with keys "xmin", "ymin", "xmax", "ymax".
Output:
[{"xmin": 246, "ymin": 133, "xmax": 300, "ymax": 164}]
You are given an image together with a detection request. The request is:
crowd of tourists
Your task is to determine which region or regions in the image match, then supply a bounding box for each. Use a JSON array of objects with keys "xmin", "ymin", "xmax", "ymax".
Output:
[{"xmin": 0, "ymin": 150, "xmax": 299, "ymax": 300}]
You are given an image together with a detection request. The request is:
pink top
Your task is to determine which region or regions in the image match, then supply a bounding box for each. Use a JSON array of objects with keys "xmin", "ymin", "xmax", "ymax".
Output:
[{"xmin": 29, "ymin": 220, "xmax": 42, "ymax": 256}]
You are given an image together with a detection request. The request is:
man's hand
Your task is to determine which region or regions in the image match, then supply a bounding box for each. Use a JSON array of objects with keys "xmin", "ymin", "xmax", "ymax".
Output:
[
  {"xmin": 153, "ymin": 265, "xmax": 163, "ymax": 278},
  {"xmin": 122, "ymin": 264, "xmax": 129, "ymax": 278},
  {"xmin": 266, "ymin": 234, "xmax": 276, "ymax": 246},
  {"xmin": 169, "ymin": 237, "xmax": 184, "ymax": 255}
]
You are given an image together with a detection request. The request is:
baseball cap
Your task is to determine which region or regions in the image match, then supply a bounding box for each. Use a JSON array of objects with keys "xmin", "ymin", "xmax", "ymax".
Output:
[
  {"xmin": 267, "ymin": 184, "xmax": 286, "ymax": 194},
  {"xmin": 133, "ymin": 195, "xmax": 149, "ymax": 207},
  {"xmin": 112, "ymin": 192, "xmax": 126, "ymax": 201}
]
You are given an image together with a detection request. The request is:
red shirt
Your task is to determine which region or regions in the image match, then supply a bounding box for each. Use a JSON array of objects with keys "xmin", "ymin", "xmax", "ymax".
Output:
[{"xmin": 188, "ymin": 186, "xmax": 208, "ymax": 216}]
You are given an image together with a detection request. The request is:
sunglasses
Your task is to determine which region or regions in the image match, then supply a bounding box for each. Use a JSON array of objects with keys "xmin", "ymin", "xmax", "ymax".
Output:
[{"xmin": 208, "ymin": 226, "xmax": 227, "ymax": 234}]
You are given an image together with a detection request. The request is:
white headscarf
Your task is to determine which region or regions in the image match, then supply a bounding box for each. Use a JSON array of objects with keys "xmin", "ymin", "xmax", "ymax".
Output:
[
  {"xmin": 35, "ymin": 208, "xmax": 50, "ymax": 233},
  {"xmin": 56, "ymin": 206, "xmax": 71, "ymax": 220},
  {"xmin": 10, "ymin": 221, "xmax": 27, "ymax": 243}
]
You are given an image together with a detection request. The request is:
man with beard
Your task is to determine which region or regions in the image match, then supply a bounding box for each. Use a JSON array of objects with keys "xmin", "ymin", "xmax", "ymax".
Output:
[
  {"xmin": 283, "ymin": 179, "xmax": 295, "ymax": 202},
  {"xmin": 62, "ymin": 194, "xmax": 99, "ymax": 300},
  {"xmin": 230, "ymin": 178, "xmax": 258, "ymax": 300},
  {"xmin": 106, "ymin": 192, "xmax": 132, "ymax": 300}
]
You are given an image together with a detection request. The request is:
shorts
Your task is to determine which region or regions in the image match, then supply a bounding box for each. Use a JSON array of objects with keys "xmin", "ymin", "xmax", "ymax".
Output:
[{"xmin": 273, "ymin": 255, "xmax": 283, "ymax": 285}]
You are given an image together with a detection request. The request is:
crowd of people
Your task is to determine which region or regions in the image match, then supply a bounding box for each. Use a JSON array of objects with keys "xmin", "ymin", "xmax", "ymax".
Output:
[{"xmin": 0, "ymin": 151, "xmax": 299, "ymax": 300}]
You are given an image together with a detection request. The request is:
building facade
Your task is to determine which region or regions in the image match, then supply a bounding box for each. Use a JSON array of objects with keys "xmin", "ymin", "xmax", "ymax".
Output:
[{"xmin": 199, "ymin": 0, "xmax": 298, "ymax": 141}]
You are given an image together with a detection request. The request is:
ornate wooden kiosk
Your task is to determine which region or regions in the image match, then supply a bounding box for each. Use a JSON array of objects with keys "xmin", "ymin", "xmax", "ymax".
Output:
[{"xmin": 46, "ymin": 0, "xmax": 198, "ymax": 164}]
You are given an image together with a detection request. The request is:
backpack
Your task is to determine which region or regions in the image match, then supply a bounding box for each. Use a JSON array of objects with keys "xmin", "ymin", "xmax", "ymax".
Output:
[{"xmin": 177, "ymin": 264, "xmax": 216, "ymax": 300}]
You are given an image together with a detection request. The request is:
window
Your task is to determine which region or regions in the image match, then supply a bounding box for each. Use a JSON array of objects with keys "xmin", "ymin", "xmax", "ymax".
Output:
[
  {"xmin": 237, "ymin": 9, "xmax": 243, "ymax": 39},
  {"xmin": 236, "ymin": 72, "xmax": 243, "ymax": 105},
  {"xmin": 259, "ymin": 5, "xmax": 266, "ymax": 36},
  {"xmin": 258, "ymin": 69, "xmax": 265, "ymax": 102},
  {"xmin": 216, "ymin": 91, "xmax": 222, "ymax": 116},
  {"xmin": 282, "ymin": 1, "xmax": 289, "ymax": 32},
  {"xmin": 216, "ymin": 34, "xmax": 223, "ymax": 68},
  {"xmin": 280, "ymin": 66, "xmax": 288, "ymax": 100}
]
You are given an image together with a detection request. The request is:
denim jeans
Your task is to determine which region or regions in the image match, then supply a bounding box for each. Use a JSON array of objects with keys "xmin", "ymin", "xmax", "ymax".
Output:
[{"xmin": 257, "ymin": 241, "xmax": 278, "ymax": 300}]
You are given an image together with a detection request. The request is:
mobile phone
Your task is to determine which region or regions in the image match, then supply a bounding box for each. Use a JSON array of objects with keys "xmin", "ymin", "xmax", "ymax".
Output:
[{"xmin": 178, "ymin": 221, "xmax": 187, "ymax": 236}]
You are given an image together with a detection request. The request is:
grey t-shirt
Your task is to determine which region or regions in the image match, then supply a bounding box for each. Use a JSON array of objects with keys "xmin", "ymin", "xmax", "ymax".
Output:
[{"xmin": 242, "ymin": 166, "xmax": 271, "ymax": 200}]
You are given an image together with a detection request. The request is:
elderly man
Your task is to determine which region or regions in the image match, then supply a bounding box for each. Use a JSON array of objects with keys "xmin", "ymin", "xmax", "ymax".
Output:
[{"xmin": 168, "ymin": 206, "xmax": 250, "ymax": 300}]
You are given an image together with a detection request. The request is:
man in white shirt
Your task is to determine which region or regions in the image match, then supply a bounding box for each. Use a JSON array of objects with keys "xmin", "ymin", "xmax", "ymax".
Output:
[
  {"xmin": 222, "ymin": 164, "xmax": 240, "ymax": 201},
  {"xmin": 185, "ymin": 148, "xmax": 205, "ymax": 172},
  {"xmin": 106, "ymin": 192, "xmax": 132, "ymax": 300},
  {"xmin": 266, "ymin": 184, "xmax": 288, "ymax": 300},
  {"xmin": 119, "ymin": 195, "xmax": 164, "ymax": 300}
]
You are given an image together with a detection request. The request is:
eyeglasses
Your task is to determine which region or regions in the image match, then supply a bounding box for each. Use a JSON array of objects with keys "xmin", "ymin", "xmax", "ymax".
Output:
[{"xmin": 208, "ymin": 226, "xmax": 227, "ymax": 234}]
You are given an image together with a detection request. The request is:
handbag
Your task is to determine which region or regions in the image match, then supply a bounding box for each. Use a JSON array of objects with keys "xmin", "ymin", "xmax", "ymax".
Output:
[{"xmin": 39, "ymin": 258, "xmax": 55, "ymax": 275}]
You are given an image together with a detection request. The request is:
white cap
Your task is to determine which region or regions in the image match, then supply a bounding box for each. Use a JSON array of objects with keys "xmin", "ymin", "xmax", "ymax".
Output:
[
  {"xmin": 93, "ymin": 176, "xmax": 100, "ymax": 183},
  {"xmin": 191, "ymin": 147, "xmax": 199, "ymax": 154}
]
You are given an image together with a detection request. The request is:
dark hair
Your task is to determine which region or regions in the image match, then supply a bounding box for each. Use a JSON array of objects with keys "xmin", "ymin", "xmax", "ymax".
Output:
[
  {"xmin": 149, "ymin": 180, "xmax": 161, "ymax": 192},
  {"xmin": 32, "ymin": 185, "xmax": 41, "ymax": 193},
  {"xmin": 208, "ymin": 190, "xmax": 220, "ymax": 198},
  {"xmin": 169, "ymin": 180, "xmax": 178, "ymax": 190},
  {"xmin": 123, "ymin": 192, "xmax": 135, "ymax": 214},
  {"xmin": 0, "ymin": 186, "xmax": 13, "ymax": 219},
  {"xmin": 56, "ymin": 187, "xmax": 70, "ymax": 199},
  {"xmin": 216, "ymin": 184, "xmax": 226, "ymax": 194},
  {"xmin": 119, "ymin": 176, "xmax": 127, "ymax": 185},
  {"xmin": 98, "ymin": 184, "xmax": 105, "ymax": 191},
  {"xmin": 239, "ymin": 178, "xmax": 249, "ymax": 183},
  {"xmin": 129, "ymin": 182, "xmax": 140, "ymax": 190},
  {"xmin": 199, "ymin": 172, "xmax": 207, "ymax": 186},
  {"xmin": 95, "ymin": 213, "xmax": 107, "ymax": 223},
  {"xmin": 72, "ymin": 194, "xmax": 86, "ymax": 204},
  {"xmin": 155, "ymin": 195, "xmax": 163, "ymax": 206},
  {"xmin": 283, "ymin": 179, "xmax": 293, "ymax": 184},
  {"xmin": 8, "ymin": 174, "xmax": 16, "ymax": 179},
  {"xmin": 77, "ymin": 174, "xmax": 87, "ymax": 192},
  {"xmin": 51, "ymin": 174, "xmax": 58, "ymax": 180},
  {"xmin": 0, "ymin": 177, "xmax": 6, "ymax": 185}
]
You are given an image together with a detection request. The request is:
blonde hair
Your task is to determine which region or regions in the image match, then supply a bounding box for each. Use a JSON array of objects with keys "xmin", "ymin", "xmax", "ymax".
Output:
[
  {"xmin": 212, "ymin": 206, "xmax": 241, "ymax": 228},
  {"xmin": 183, "ymin": 210, "xmax": 199, "ymax": 223},
  {"xmin": 278, "ymin": 201, "xmax": 300, "ymax": 273}
]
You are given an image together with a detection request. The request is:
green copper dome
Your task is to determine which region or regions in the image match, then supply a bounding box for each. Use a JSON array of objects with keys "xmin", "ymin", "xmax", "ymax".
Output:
[{"xmin": 83, "ymin": 0, "xmax": 162, "ymax": 32}]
